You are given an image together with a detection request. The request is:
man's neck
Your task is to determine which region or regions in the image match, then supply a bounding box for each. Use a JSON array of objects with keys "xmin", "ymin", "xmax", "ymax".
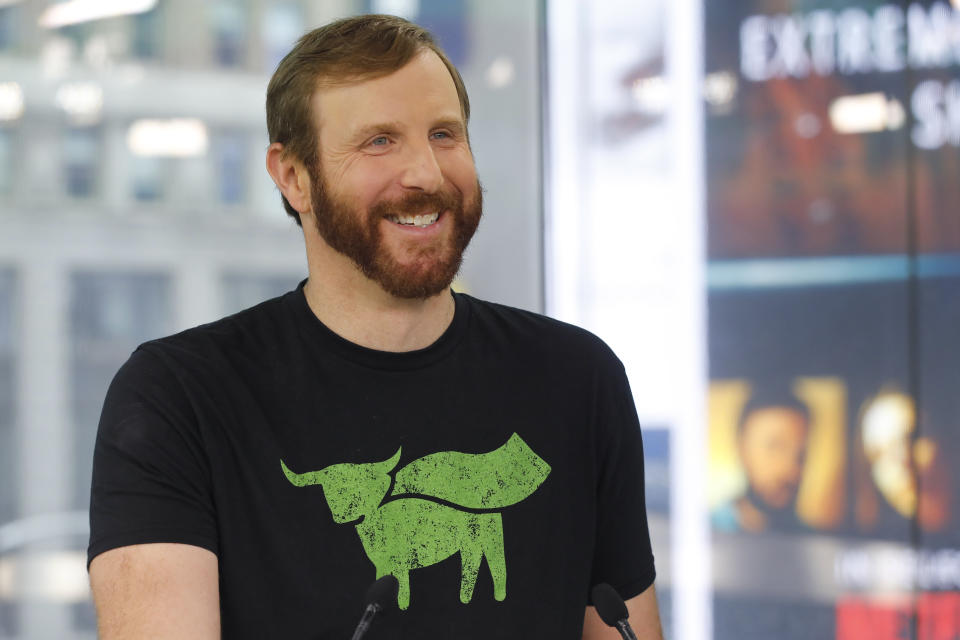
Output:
[{"xmin": 302, "ymin": 260, "xmax": 456, "ymax": 353}]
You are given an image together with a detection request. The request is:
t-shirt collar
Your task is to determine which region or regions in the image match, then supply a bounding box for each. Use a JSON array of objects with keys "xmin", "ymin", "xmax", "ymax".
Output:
[{"xmin": 284, "ymin": 279, "xmax": 470, "ymax": 371}]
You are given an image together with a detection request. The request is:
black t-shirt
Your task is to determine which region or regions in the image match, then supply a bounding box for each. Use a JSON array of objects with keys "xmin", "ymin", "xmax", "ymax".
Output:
[{"xmin": 88, "ymin": 284, "xmax": 656, "ymax": 639}]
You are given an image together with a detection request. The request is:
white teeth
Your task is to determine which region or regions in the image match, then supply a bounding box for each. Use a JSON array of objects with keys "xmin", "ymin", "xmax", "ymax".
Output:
[{"xmin": 388, "ymin": 212, "xmax": 439, "ymax": 227}]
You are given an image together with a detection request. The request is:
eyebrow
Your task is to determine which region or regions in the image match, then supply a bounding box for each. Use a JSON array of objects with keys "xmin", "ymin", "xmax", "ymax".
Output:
[
  {"xmin": 350, "ymin": 121, "xmax": 403, "ymax": 142},
  {"xmin": 348, "ymin": 117, "xmax": 466, "ymax": 142},
  {"xmin": 432, "ymin": 119, "xmax": 467, "ymax": 136}
]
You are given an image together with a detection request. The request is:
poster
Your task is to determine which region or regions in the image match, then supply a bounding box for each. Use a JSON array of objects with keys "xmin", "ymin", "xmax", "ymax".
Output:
[{"xmin": 706, "ymin": 1, "xmax": 960, "ymax": 637}]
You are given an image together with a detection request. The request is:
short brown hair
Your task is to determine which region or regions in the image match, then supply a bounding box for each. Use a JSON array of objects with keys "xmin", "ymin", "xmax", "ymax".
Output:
[{"xmin": 266, "ymin": 14, "xmax": 471, "ymax": 225}]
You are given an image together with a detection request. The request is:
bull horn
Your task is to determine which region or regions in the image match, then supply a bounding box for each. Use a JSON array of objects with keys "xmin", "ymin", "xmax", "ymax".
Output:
[
  {"xmin": 280, "ymin": 460, "xmax": 328, "ymax": 487},
  {"xmin": 375, "ymin": 448, "xmax": 402, "ymax": 473}
]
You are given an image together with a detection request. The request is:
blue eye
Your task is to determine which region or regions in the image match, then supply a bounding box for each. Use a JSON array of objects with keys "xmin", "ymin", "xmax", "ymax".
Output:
[
  {"xmin": 370, "ymin": 136, "xmax": 389, "ymax": 146},
  {"xmin": 431, "ymin": 131, "xmax": 450, "ymax": 140}
]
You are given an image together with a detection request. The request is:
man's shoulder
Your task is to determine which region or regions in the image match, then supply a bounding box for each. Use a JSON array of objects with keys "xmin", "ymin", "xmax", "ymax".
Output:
[
  {"xmin": 459, "ymin": 294, "xmax": 622, "ymax": 366},
  {"xmin": 151, "ymin": 292, "xmax": 290, "ymax": 354},
  {"xmin": 121, "ymin": 291, "xmax": 294, "ymax": 383}
]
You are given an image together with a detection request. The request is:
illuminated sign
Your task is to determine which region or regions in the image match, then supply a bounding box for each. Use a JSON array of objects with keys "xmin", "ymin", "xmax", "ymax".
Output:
[
  {"xmin": 739, "ymin": 2, "xmax": 960, "ymax": 148},
  {"xmin": 838, "ymin": 593, "xmax": 960, "ymax": 640}
]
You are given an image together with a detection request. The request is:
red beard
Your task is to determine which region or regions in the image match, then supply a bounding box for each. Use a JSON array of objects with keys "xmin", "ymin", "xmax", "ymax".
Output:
[{"xmin": 309, "ymin": 165, "xmax": 483, "ymax": 299}]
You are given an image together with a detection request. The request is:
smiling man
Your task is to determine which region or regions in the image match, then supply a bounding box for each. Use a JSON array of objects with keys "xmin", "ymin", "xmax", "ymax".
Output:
[{"xmin": 87, "ymin": 15, "xmax": 661, "ymax": 639}]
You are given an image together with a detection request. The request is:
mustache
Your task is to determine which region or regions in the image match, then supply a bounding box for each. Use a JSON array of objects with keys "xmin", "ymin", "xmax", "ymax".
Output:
[{"xmin": 368, "ymin": 188, "xmax": 461, "ymax": 219}]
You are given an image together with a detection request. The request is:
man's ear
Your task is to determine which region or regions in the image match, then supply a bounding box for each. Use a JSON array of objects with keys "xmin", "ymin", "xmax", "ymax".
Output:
[{"xmin": 266, "ymin": 142, "xmax": 312, "ymax": 215}]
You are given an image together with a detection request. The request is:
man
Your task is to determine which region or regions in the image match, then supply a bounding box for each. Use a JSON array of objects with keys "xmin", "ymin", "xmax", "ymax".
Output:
[
  {"xmin": 88, "ymin": 15, "xmax": 661, "ymax": 639},
  {"xmin": 857, "ymin": 388, "xmax": 950, "ymax": 535},
  {"xmin": 712, "ymin": 386, "xmax": 810, "ymax": 533}
]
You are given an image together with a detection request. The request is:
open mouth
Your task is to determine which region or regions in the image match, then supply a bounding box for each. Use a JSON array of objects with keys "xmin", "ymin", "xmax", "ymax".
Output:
[{"xmin": 386, "ymin": 212, "xmax": 440, "ymax": 228}]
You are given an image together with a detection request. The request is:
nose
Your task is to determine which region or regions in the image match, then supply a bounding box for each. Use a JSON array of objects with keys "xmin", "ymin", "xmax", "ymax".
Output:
[{"xmin": 398, "ymin": 139, "xmax": 443, "ymax": 193}]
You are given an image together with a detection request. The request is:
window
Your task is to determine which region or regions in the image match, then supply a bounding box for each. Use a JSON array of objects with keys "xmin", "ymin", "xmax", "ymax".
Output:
[
  {"xmin": 0, "ymin": 269, "xmax": 16, "ymax": 526},
  {"xmin": 69, "ymin": 271, "xmax": 172, "ymax": 509},
  {"xmin": 131, "ymin": 155, "xmax": 166, "ymax": 202},
  {"xmin": 0, "ymin": 5, "xmax": 21, "ymax": 52},
  {"xmin": 62, "ymin": 127, "xmax": 100, "ymax": 198},
  {"xmin": 0, "ymin": 128, "xmax": 13, "ymax": 197},
  {"xmin": 210, "ymin": 0, "xmax": 248, "ymax": 68},
  {"xmin": 222, "ymin": 272, "xmax": 300, "ymax": 315},
  {"xmin": 215, "ymin": 130, "xmax": 247, "ymax": 205},
  {"xmin": 131, "ymin": 5, "xmax": 163, "ymax": 60},
  {"xmin": 261, "ymin": 3, "xmax": 303, "ymax": 71},
  {"xmin": 0, "ymin": 269, "xmax": 19, "ymax": 640}
]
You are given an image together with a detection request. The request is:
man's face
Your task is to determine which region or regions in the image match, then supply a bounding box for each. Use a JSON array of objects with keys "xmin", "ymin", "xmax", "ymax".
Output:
[
  {"xmin": 861, "ymin": 392, "xmax": 917, "ymax": 517},
  {"xmin": 306, "ymin": 50, "xmax": 482, "ymax": 299},
  {"xmin": 739, "ymin": 408, "xmax": 809, "ymax": 510}
]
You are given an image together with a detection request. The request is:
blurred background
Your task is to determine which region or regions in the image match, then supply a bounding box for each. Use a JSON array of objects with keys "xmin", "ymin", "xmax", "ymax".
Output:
[{"xmin": 0, "ymin": 0, "xmax": 958, "ymax": 638}]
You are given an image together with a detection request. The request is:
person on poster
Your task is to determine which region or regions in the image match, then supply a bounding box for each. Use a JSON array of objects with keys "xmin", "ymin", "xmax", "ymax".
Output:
[
  {"xmin": 855, "ymin": 388, "xmax": 951, "ymax": 538},
  {"xmin": 713, "ymin": 385, "xmax": 811, "ymax": 533},
  {"xmin": 85, "ymin": 14, "xmax": 663, "ymax": 639}
]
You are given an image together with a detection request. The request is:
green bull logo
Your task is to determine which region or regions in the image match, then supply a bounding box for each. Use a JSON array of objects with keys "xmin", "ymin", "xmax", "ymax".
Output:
[{"xmin": 281, "ymin": 433, "xmax": 551, "ymax": 609}]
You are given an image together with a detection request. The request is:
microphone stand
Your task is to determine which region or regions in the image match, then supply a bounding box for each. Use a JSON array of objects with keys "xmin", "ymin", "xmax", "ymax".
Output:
[
  {"xmin": 348, "ymin": 576, "xmax": 397, "ymax": 640},
  {"xmin": 615, "ymin": 618, "xmax": 639, "ymax": 640},
  {"xmin": 350, "ymin": 603, "xmax": 382, "ymax": 640}
]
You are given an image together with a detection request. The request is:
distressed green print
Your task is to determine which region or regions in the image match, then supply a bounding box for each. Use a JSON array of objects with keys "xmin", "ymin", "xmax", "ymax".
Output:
[{"xmin": 280, "ymin": 433, "xmax": 550, "ymax": 609}]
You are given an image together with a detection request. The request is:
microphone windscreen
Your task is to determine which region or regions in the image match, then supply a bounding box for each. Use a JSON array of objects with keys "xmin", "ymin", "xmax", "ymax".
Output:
[
  {"xmin": 591, "ymin": 583, "xmax": 629, "ymax": 627},
  {"xmin": 365, "ymin": 575, "xmax": 399, "ymax": 610}
]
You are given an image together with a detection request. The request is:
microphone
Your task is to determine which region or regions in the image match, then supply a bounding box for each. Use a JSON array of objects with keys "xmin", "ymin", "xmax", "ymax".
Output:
[
  {"xmin": 591, "ymin": 583, "xmax": 638, "ymax": 640},
  {"xmin": 349, "ymin": 576, "xmax": 399, "ymax": 640}
]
